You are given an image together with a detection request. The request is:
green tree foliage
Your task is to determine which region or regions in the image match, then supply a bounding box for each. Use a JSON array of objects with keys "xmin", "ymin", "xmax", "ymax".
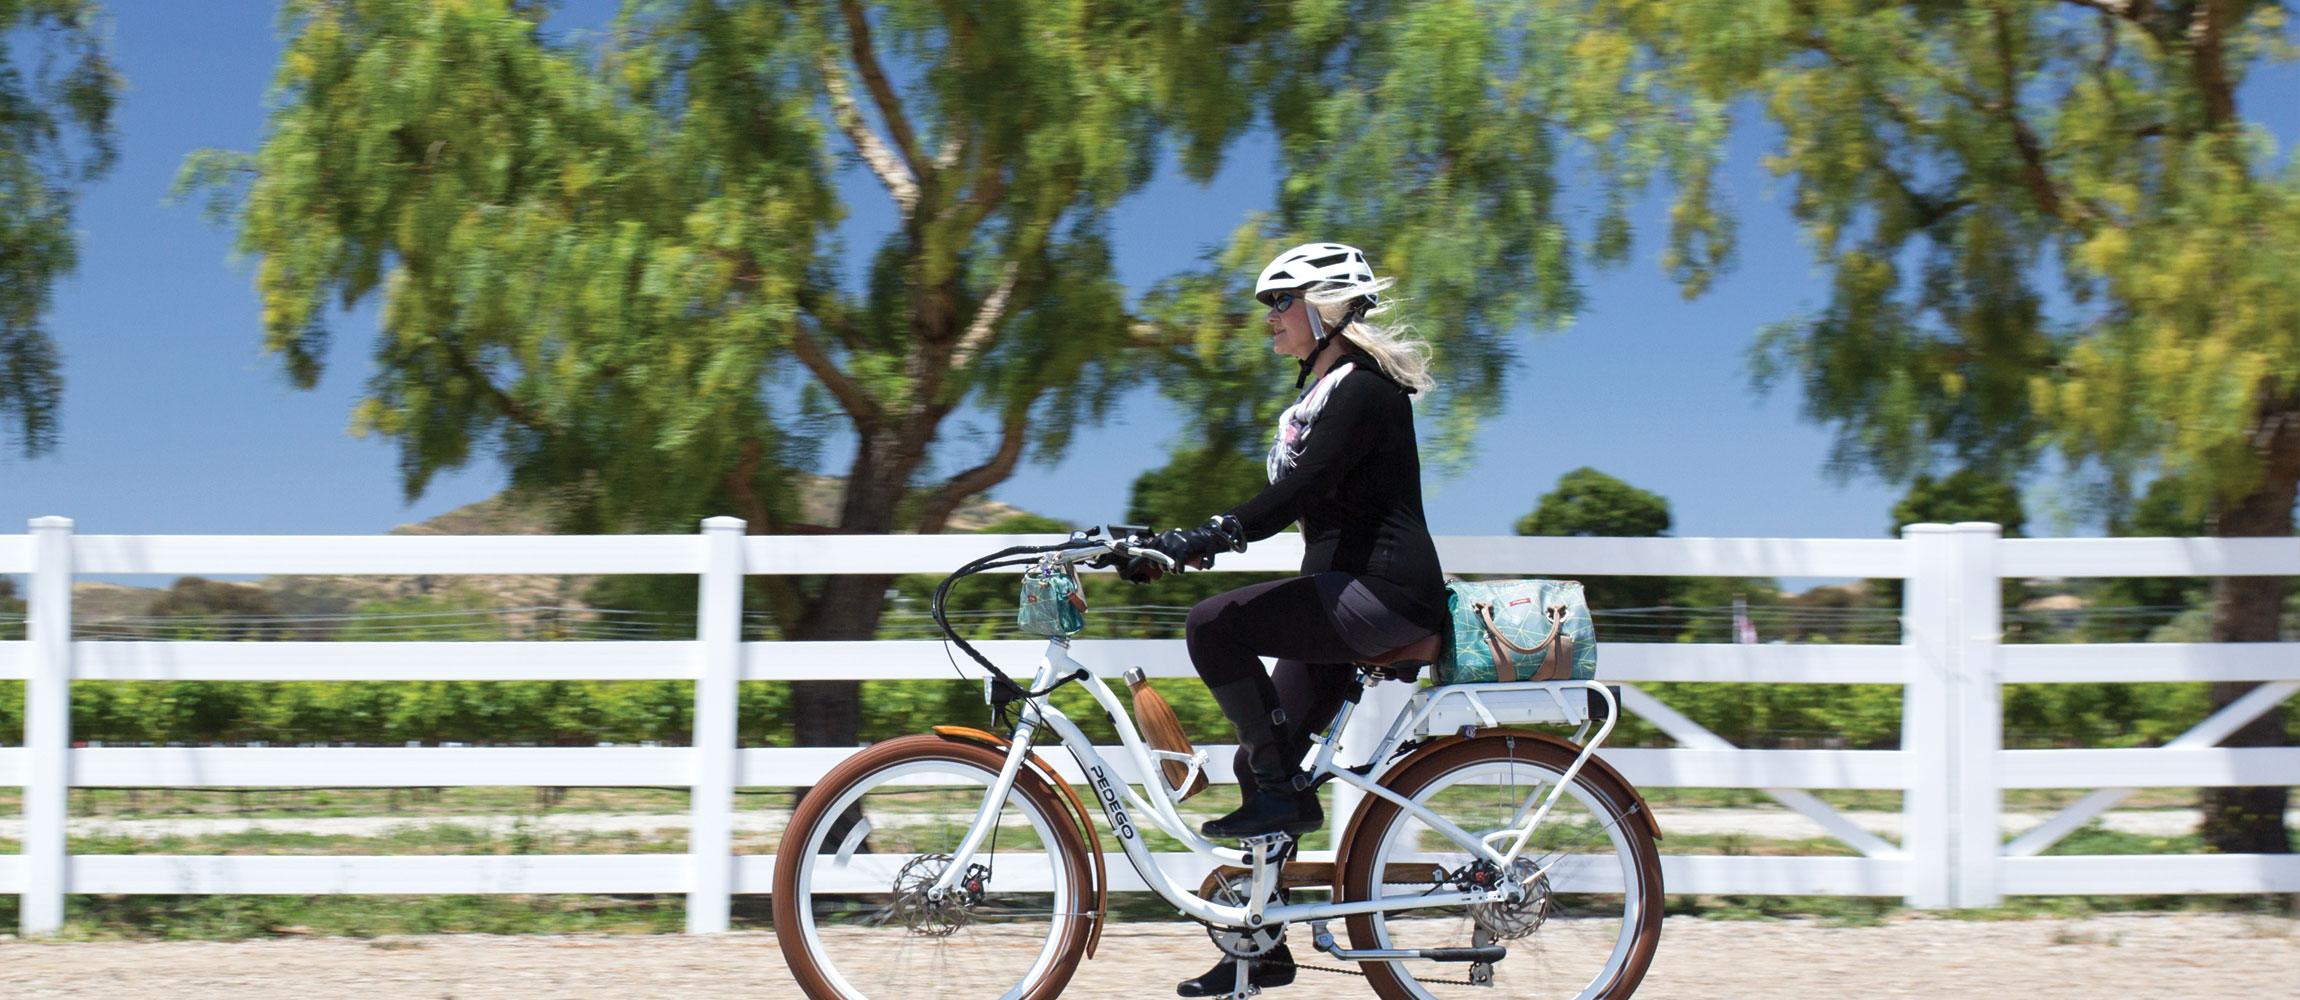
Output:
[
  {"xmin": 0, "ymin": 578, "xmax": 17, "ymax": 739},
  {"xmin": 1563, "ymin": 0, "xmax": 2295, "ymax": 853},
  {"xmin": 1889, "ymin": 468, "xmax": 2027, "ymax": 537},
  {"xmin": 1517, "ymin": 466, "xmax": 1677, "ymax": 612},
  {"xmin": 192, "ymin": 0, "xmax": 1717, "ymax": 748},
  {"xmin": 0, "ymin": 0, "xmax": 119, "ymax": 457},
  {"xmin": 1519, "ymin": 467, "xmax": 1674, "ymax": 539},
  {"xmin": 1882, "ymin": 467, "xmax": 2029, "ymax": 607},
  {"xmin": 2084, "ymin": 473, "xmax": 2213, "ymax": 641}
]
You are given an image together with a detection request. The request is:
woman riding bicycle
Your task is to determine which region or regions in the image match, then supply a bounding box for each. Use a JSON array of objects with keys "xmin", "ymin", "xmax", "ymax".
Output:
[{"xmin": 1125, "ymin": 242, "xmax": 1450, "ymax": 997}]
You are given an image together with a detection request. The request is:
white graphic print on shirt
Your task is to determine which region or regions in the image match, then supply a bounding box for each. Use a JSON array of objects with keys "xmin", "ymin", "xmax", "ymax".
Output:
[{"xmin": 1266, "ymin": 362, "xmax": 1357, "ymax": 484}]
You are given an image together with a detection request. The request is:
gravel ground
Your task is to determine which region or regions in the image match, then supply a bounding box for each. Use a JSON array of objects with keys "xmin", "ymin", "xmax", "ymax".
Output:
[
  {"xmin": 9, "ymin": 806, "xmax": 2289, "ymax": 843},
  {"xmin": 0, "ymin": 913, "xmax": 2291, "ymax": 999}
]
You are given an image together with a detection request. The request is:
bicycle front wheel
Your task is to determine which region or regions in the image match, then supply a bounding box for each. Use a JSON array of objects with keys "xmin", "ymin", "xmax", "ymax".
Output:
[
  {"xmin": 772, "ymin": 733, "xmax": 1095, "ymax": 1000},
  {"xmin": 1336, "ymin": 732, "xmax": 1664, "ymax": 1000}
]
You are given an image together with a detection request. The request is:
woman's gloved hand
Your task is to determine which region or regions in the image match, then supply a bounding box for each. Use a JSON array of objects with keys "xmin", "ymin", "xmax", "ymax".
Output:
[{"xmin": 1109, "ymin": 517, "xmax": 1246, "ymax": 585}]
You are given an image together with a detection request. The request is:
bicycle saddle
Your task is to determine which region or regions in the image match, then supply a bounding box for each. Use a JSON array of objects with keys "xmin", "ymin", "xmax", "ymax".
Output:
[
  {"xmin": 1358, "ymin": 633, "xmax": 1441, "ymax": 667},
  {"xmin": 1355, "ymin": 633, "xmax": 1442, "ymax": 683}
]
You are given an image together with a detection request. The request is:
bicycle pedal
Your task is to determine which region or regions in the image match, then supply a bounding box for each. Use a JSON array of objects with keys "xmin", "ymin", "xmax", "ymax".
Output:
[{"xmin": 1237, "ymin": 832, "xmax": 1297, "ymax": 857}]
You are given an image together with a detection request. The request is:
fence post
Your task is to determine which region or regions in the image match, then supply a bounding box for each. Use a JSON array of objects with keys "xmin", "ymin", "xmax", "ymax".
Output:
[
  {"xmin": 688, "ymin": 516, "xmax": 746, "ymax": 933},
  {"xmin": 1900, "ymin": 523, "xmax": 1955, "ymax": 909},
  {"xmin": 1948, "ymin": 522, "xmax": 2003, "ymax": 908},
  {"xmin": 24, "ymin": 516, "xmax": 73, "ymax": 936}
]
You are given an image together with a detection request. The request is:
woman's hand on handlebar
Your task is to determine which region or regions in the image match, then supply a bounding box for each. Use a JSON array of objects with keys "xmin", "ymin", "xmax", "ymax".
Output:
[
  {"xmin": 1066, "ymin": 525, "xmax": 1180, "ymax": 583},
  {"xmin": 1120, "ymin": 528, "xmax": 1217, "ymax": 583}
]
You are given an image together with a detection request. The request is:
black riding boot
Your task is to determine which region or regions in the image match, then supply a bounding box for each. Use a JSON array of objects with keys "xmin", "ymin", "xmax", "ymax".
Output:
[
  {"xmin": 1201, "ymin": 679, "xmax": 1323, "ymax": 840},
  {"xmin": 1174, "ymin": 942, "xmax": 1297, "ymax": 997}
]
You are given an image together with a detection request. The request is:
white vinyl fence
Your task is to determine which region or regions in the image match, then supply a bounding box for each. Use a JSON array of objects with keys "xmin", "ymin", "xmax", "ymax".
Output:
[{"xmin": 3, "ymin": 517, "xmax": 2295, "ymax": 936}]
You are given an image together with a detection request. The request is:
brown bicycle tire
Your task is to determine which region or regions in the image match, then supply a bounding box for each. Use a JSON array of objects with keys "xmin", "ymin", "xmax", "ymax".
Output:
[
  {"xmin": 772, "ymin": 733, "xmax": 1096, "ymax": 1000},
  {"xmin": 1336, "ymin": 734, "xmax": 1665, "ymax": 999}
]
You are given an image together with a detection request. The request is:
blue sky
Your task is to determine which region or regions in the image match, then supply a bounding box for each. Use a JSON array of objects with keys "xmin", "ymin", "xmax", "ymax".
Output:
[{"xmin": 3, "ymin": 3, "xmax": 2296, "ymax": 575}]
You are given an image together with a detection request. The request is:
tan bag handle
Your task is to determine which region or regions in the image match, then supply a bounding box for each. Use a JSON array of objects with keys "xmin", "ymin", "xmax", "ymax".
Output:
[{"xmin": 1472, "ymin": 601, "xmax": 1575, "ymax": 683}]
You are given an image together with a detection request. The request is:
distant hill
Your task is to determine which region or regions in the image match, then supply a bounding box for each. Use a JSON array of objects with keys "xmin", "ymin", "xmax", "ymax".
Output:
[{"xmin": 70, "ymin": 476, "xmax": 1041, "ymax": 624}]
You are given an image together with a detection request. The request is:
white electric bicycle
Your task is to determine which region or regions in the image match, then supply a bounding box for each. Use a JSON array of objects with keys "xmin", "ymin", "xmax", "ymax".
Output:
[{"xmin": 772, "ymin": 529, "xmax": 1663, "ymax": 999}]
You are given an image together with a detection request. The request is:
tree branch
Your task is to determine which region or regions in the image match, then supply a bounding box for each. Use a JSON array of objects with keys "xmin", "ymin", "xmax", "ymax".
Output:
[
  {"xmin": 1987, "ymin": 3, "xmax": 2071, "ymax": 224},
  {"xmin": 914, "ymin": 408, "xmax": 1031, "ymax": 535},
  {"xmin": 839, "ymin": 0, "xmax": 928, "ymax": 185},
  {"xmin": 1797, "ymin": 33, "xmax": 1970, "ymax": 229},
  {"xmin": 1124, "ymin": 317, "xmax": 1198, "ymax": 351},
  {"xmin": 795, "ymin": 280, "xmax": 864, "ymax": 354},
  {"xmin": 947, "ymin": 160, "xmax": 1010, "ymax": 236},
  {"xmin": 934, "ymin": 133, "xmax": 965, "ymax": 173},
  {"xmin": 950, "ymin": 259, "xmax": 1022, "ymax": 371},
  {"xmin": 1799, "ymin": 10, "xmax": 2095, "ymax": 227},
  {"xmin": 791, "ymin": 320, "xmax": 882, "ymax": 431},
  {"xmin": 912, "ymin": 175, "xmax": 1069, "ymax": 406},
  {"xmin": 2057, "ymin": 0, "xmax": 2137, "ymax": 19},
  {"xmin": 2188, "ymin": 0, "xmax": 2237, "ymax": 130},
  {"xmin": 818, "ymin": 52, "xmax": 917, "ymax": 215},
  {"xmin": 428, "ymin": 334, "xmax": 558, "ymax": 437}
]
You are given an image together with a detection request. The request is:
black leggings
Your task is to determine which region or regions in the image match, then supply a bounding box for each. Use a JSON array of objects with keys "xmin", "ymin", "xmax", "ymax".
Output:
[{"xmin": 1184, "ymin": 573, "xmax": 1435, "ymax": 795}]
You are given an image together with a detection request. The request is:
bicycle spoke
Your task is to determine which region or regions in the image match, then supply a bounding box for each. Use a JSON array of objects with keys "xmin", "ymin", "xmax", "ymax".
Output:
[
  {"xmin": 778, "ymin": 741, "xmax": 1087, "ymax": 1000},
  {"xmin": 1351, "ymin": 746, "xmax": 1659, "ymax": 1000}
]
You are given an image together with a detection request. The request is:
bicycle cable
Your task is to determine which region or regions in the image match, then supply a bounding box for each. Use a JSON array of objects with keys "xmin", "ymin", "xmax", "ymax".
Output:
[{"xmin": 931, "ymin": 539, "xmax": 1114, "ymax": 729}]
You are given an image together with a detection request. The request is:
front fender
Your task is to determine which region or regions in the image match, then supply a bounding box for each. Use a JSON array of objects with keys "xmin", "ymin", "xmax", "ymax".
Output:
[{"xmin": 929, "ymin": 725, "xmax": 1110, "ymax": 959}]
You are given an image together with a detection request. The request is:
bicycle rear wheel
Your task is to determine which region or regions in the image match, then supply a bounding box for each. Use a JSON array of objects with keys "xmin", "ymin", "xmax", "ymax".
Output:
[
  {"xmin": 1336, "ymin": 732, "xmax": 1663, "ymax": 1000},
  {"xmin": 772, "ymin": 733, "xmax": 1095, "ymax": 1000}
]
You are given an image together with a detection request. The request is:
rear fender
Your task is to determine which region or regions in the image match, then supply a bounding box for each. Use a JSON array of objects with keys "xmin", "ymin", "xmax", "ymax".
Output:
[
  {"xmin": 1410, "ymin": 729, "xmax": 1662, "ymax": 840},
  {"xmin": 1333, "ymin": 728, "xmax": 1663, "ymax": 896}
]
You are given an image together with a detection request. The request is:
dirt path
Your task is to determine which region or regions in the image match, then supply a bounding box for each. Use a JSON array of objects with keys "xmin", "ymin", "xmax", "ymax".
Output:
[
  {"xmin": 10, "ymin": 806, "xmax": 2286, "ymax": 842},
  {"xmin": 1, "ymin": 913, "xmax": 2291, "ymax": 999}
]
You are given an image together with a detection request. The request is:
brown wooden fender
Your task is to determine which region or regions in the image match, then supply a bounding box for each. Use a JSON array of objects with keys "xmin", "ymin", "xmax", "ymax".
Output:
[
  {"xmin": 1331, "ymin": 728, "xmax": 1663, "ymax": 897},
  {"xmin": 929, "ymin": 726, "xmax": 1110, "ymax": 959}
]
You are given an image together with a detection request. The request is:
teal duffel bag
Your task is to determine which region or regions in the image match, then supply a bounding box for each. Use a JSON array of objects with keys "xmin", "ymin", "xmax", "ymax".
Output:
[{"xmin": 1436, "ymin": 579, "xmax": 1598, "ymax": 684}]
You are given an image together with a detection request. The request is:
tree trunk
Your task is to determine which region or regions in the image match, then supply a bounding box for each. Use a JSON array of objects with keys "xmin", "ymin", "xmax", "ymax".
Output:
[
  {"xmin": 787, "ymin": 573, "xmax": 900, "ymax": 748},
  {"xmin": 777, "ymin": 401, "xmax": 968, "ymax": 745},
  {"xmin": 2199, "ymin": 400, "xmax": 2299, "ymax": 855}
]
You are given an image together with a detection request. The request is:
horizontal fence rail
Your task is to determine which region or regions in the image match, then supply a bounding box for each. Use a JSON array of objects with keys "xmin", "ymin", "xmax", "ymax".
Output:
[{"xmin": 7, "ymin": 517, "xmax": 2296, "ymax": 935}]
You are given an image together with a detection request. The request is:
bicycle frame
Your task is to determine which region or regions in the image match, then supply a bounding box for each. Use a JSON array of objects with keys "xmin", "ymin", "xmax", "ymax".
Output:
[{"xmin": 927, "ymin": 635, "xmax": 1621, "ymax": 929}]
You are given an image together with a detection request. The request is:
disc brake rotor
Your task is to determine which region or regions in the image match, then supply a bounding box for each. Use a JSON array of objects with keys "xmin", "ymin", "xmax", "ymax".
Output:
[
  {"xmin": 1469, "ymin": 858, "xmax": 1551, "ymax": 940},
  {"xmin": 890, "ymin": 853, "xmax": 981, "ymax": 937}
]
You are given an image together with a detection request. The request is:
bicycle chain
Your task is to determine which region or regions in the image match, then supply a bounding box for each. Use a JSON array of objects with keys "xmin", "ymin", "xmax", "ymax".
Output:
[
  {"xmin": 1207, "ymin": 872, "xmax": 1486, "ymax": 991},
  {"xmin": 1183, "ymin": 903, "xmax": 1484, "ymax": 989},
  {"xmin": 1260, "ymin": 957, "xmax": 1482, "ymax": 989},
  {"xmin": 1186, "ymin": 767, "xmax": 1653, "ymax": 993}
]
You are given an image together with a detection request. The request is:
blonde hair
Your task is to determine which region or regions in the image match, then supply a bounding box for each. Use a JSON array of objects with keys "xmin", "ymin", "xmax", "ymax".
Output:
[{"xmin": 1305, "ymin": 276, "xmax": 1435, "ymax": 395}]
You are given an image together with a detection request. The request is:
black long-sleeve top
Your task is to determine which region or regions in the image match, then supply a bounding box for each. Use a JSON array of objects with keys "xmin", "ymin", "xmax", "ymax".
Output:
[{"xmin": 1223, "ymin": 348, "xmax": 1450, "ymax": 635}]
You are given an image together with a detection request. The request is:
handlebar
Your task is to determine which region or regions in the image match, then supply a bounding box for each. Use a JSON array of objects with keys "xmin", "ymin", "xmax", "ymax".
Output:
[
  {"xmin": 1049, "ymin": 524, "xmax": 1176, "ymax": 572},
  {"xmin": 928, "ymin": 524, "xmax": 1181, "ymax": 710}
]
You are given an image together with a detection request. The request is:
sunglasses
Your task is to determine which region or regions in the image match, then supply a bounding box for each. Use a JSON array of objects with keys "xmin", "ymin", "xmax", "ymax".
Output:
[{"xmin": 1266, "ymin": 292, "xmax": 1299, "ymax": 314}]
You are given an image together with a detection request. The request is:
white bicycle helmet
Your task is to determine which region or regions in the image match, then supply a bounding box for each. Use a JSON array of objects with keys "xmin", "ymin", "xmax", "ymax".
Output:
[
  {"xmin": 1256, "ymin": 241, "xmax": 1382, "ymax": 388},
  {"xmin": 1255, "ymin": 242, "xmax": 1380, "ymax": 308}
]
